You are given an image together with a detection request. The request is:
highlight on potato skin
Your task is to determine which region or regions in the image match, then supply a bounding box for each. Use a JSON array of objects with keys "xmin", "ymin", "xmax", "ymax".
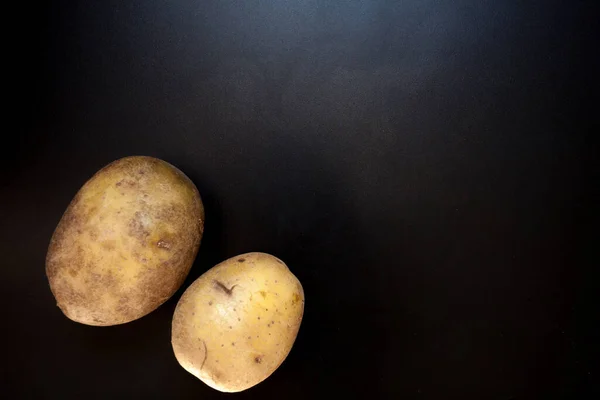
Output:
[
  {"xmin": 46, "ymin": 156, "xmax": 204, "ymax": 326},
  {"xmin": 171, "ymin": 252, "xmax": 304, "ymax": 392}
]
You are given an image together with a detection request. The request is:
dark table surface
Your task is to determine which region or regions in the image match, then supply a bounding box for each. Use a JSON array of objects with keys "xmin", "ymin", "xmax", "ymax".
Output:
[{"xmin": 3, "ymin": 1, "xmax": 595, "ymax": 399}]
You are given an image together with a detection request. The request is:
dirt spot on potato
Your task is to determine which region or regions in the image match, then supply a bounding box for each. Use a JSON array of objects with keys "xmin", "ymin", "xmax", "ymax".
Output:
[
  {"xmin": 237, "ymin": 258, "xmax": 245, "ymax": 263},
  {"xmin": 115, "ymin": 296, "xmax": 137, "ymax": 321},
  {"xmin": 88, "ymin": 227, "xmax": 99, "ymax": 241},
  {"xmin": 156, "ymin": 203, "xmax": 182, "ymax": 222},
  {"xmin": 86, "ymin": 206, "xmax": 98, "ymax": 218},
  {"xmin": 292, "ymin": 293, "xmax": 301, "ymax": 305},
  {"xmin": 156, "ymin": 239, "xmax": 171, "ymax": 250},
  {"xmin": 259, "ymin": 290, "xmax": 267, "ymax": 299},
  {"xmin": 116, "ymin": 179, "xmax": 137, "ymax": 188},
  {"xmin": 89, "ymin": 272, "xmax": 118, "ymax": 291},
  {"xmin": 254, "ymin": 355, "xmax": 263, "ymax": 364},
  {"xmin": 128, "ymin": 211, "xmax": 150, "ymax": 242}
]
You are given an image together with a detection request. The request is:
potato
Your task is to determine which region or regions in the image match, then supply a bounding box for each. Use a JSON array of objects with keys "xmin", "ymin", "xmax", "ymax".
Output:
[
  {"xmin": 46, "ymin": 156, "xmax": 204, "ymax": 326},
  {"xmin": 171, "ymin": 252, "xmax": 304, "ymax": 392}
]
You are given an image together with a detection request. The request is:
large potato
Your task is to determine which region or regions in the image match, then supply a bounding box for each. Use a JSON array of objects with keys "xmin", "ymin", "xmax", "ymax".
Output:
[
  {"xmin": 46, "ymin": 156, "xmax": 204, "ymax": 326},
  {"xmin": 172, "ymin": 252, "xmax": 304, "ymax": 392}
]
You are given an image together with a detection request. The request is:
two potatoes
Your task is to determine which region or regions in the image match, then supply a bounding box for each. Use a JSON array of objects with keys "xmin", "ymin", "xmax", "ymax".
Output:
[{"xmin": 45, "ymin": 156, "xmax": 304, "ymax": 392}]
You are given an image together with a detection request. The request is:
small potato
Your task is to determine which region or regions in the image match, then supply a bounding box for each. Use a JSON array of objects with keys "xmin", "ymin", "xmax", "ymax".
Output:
[
  {"xmin": 46, "ymin": 156, "xmax": 204, "ymax": 326},
  {"xmin": 172, "ymin": 252, "xmax": 304, "ymax": 392}
]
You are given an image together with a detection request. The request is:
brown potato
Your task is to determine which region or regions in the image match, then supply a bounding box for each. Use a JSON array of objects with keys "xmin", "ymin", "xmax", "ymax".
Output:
[
  {"xmin": 172, "ymin": 252, "xmax": 304, "ymax": 392},
  {"xmin": 46, "ymin": 156, "xmax": 204, "ymax": 326}
]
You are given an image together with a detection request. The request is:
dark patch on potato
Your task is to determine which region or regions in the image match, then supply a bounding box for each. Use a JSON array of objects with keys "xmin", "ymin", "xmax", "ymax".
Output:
[
  {"xmin": 200, "ymin": 340, "xmax": 208, "ymax": 370},
  {"xmin": 156, "ymin": 203, "xmax": 180, "ymax": 221},
  {"xmin": 237, "ymin": 258, "xmax": 245, "ymax": 263},
  {"xmin": 259, "ymin": 290, "xmax": 267, "ymax": 299},
  {"xmin": 128, "ymin": 211, "xmax": 150, "ymax": 242},
  {"xmin": 116, "ymin": 179, "xmax": 137, "ymax": 188},
  {"xmin": 291, "ymin": 293, "xmax": 301, "ymax": 305},
  {"xmin": 254, "ymin": 355, "xmax": 263, "ymax": 364},
  {"xmin": 214, "ymin": 280, "xmax": 238, "ymax": 296},
  {"xmin": 88, "ymin": 228, "xmax": 99, "ymax": 241}
]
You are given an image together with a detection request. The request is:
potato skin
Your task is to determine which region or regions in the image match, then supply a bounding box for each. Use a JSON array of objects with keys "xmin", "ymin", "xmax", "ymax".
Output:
[
  {"xmin": 46, "ymin": 156, "xmax": 204, "ymax": 326},
  {"xmin": 172, "ymin": 252, "xmax": 304, "ymax": 392}
]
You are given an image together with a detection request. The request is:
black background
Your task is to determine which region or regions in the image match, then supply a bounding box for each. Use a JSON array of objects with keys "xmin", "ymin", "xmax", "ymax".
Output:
[{"xmin": 2, "ymin": 0, "xmax": 595, "ymax": 399}]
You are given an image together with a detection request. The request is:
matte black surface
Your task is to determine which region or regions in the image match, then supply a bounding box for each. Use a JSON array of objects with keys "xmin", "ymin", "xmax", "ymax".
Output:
[{"xmin": 2, "ymin": 1, "xmax": 595, "ymax": 399}]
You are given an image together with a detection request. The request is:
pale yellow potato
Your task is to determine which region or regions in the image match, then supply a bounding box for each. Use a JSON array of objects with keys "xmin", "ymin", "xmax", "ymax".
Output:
[
  {"xmin": 46, "ymin": 156, "xmax": 204, "ymax": 326},
  {"xmin": 172, "ymin": 252, "xmax": 304, "ymax": 392}
]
